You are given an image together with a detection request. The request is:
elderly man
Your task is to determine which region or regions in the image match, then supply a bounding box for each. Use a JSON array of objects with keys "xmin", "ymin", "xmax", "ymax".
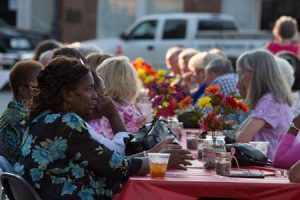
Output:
[
  {"xmin": 205, "ymin": 58, "xmax": 239, "ymax": 96},
  {"xmin": 165, "ymin": 47, "xmax": 183, "ymax": 76}
]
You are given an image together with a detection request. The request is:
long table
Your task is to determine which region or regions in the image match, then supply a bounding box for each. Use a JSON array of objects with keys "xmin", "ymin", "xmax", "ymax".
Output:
[
  {"xmin": 117, "ymin": 160, "xmax": 300, "ymax": 200},
  {"xmin": 117, "ymin": 129, "xmax": 300, "ymax": 200}
]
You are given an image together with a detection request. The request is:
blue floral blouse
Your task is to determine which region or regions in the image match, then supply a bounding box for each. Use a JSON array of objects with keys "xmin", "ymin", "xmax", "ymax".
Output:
[{"xmin": 15, "ymin": 111, "xmax": 142, "ymax": 200}]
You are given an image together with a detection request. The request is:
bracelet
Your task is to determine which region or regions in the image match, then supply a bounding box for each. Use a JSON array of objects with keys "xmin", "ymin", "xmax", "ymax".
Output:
[
  {"xmin": 290, "ymin": 122, "xmax": 300, "ymax": 132},
  {"xmin": 143, "ymin": 151, "xmax": 148, "ymax": 157}
]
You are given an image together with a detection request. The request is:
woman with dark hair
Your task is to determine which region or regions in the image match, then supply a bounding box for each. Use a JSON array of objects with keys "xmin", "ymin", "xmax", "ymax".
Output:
[
  {"xmin": 33, "ymin": 39, "xmax": 62, "ymax": 61},
  {"xmin": 52, "ymin": 47, "xmax": 86, "ymax": 63},
  {"xmin": 15, "ymin": 57, "xmax": 190, "ymax": 200}
]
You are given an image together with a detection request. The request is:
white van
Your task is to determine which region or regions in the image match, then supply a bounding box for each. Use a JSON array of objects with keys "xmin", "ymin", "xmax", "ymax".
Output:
[{"xmin": 83, "ymin": 13, "xmax": 271, "ymax": 67}]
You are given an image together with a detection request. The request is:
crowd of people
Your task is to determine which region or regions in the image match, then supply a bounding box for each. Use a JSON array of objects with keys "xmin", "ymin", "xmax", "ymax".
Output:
[{"xmin": 1, "ymin": 15, "xmax": 300, "ymax": 199}]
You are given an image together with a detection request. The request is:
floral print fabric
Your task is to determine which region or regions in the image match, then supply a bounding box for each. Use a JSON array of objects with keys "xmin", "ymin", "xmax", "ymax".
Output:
[
  {"xmin": 0, "ymin": 100, "xmax": 27, "ymax": 164},
  {"xmin": 15, "ymin": 111, "xmax": 142, "ymax": 200},
  {"xmin": 90, "ymin": 101, "xmax": 143, "ymax": 139}
]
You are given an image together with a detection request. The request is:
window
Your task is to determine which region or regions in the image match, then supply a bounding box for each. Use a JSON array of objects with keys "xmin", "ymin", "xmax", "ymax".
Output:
[
  {"xmin": 129, "ymin": 20, "xmax": 157, "ymax": 39},
  {"xmin": 198, "ymin": 20, "xmax": 237, "ymax": 31},
  {"xmin": 163, "ymin": 20, "xmax": 187, "ymax": 39}
]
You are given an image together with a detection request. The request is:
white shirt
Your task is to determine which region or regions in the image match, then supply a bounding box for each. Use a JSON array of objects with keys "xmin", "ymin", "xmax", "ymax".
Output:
[{"xmin": 85, "ymin": 122, "xmax": 129, "ymax": 155}]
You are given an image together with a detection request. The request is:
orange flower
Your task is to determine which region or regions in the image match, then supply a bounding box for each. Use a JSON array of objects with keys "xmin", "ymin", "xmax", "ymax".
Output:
[
  {"xmin": 205, "ymin": 85, "xmax": 221, "ymax": 95},
  {"xmin": 237, "ymin": 101, "xmax": 249, "ymax": 112},
  {"xmin": 179, "ymin": 96, "xmax": 193, "ymax": 109}
]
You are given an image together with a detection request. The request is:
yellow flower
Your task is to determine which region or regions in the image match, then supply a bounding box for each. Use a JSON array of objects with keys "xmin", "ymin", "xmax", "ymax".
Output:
[
  {"xmin": 135, "ymin": 57, "xmax": 144, "ymax": 65},
  {"xmin": 137, "ymin": 69, "xmax": 146, "ymax": 80},
  {"xmin": 144, "ymin": 76, "xmax": 154, "ymax": 84},
  {"xmin": 156, "ymin": 77, "xmax": 164, "ymax": 83},
  {"xmin": 157, "ymin": 69, "xmax": 167, "ymax": 77},
  {"xmin": 198, "ymin": 96, "xmax": 212, "ymax": 108},
  {"xmin": 162, "ymin": 101, "xmax": 169, "ymax": 108}
]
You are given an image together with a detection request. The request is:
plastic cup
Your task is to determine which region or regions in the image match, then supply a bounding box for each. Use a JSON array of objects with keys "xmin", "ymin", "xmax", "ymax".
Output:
[
  {"xmin": 172, "ymin": 122, "xmax": 184, "ymax": 141},
  {"xmin": 148, "ymin": 153, "xmax": 170, "ymax": 178},
  {"xmin": 249, "ymin": 141, "xmax": 269, "ymax": 156},
  {"xmin": 137, "ymin": 102, "xmax": 153, "ymax": 123}
]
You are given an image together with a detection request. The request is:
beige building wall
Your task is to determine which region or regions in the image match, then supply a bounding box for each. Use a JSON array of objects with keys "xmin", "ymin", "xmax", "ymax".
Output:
[{"xmin": 16, "ymin": 0, "xmax": 53, "ymax": 33}]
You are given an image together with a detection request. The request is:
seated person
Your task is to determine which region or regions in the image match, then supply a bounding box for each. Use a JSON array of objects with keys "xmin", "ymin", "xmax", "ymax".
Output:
[
  {"xmin": 273, "ymin": 114, "xmax": 300, "ymax": 169},
  {"xmin": 277, "ymin": 51, "xmax": 300, "ymax": 116},
  {"xmin": 15, "ymin": 57, "xmax": 192, "ymax": 200},
  {"xmin": 188, "ymin": 52, "xmax": 223, "ymax": 104},
  {"xmin": 177, "ymin": 48, "xmax": 199, "ymax": 94},
  {"xmin": 88, "ymin": 70, "xmax": 130, "ymax": 155},
  {"xmin": 165, "ymin": 47, "xmax": 183, "ymax": 77},
  {"xmin": 33, "ymin": 39, "xmax": 62, "ymax": 61},
  {"xmin": 91, "ymin": 56, "xmax": 146, "ymax": 139},
  {"xmin": 0, "ymin": 60, "xmax": 43, "ymax": 164},
  {"xmin": 86, "ymin": 53, "xmax": 112, "ymax": 71},
  {"xmin": 205, "ymin": 58, "xmax": 239, "ymax": 96},
  {"xmin": 52, "ymin": 47, "xmax": 86, "ymax": 63},
  {"xmin": 235, "ymin": 50, "xmax": 293, "ymax": 161}
]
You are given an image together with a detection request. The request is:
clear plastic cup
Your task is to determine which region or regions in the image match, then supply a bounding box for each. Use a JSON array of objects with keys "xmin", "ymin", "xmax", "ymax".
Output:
[
  {"xmin": 148, "ymin": 153, "xmax": 170, "ymax": 178},
  {"xmin": 137, "ymin": 102, "xmax": 153, "ymax": 123},
  {"xmin": 172, "ymin": 122, "xmax": 184, "ymax": 141},
  {"xmin": 249, "ymin": 141, "xmax": 269, "ymax": 156}
]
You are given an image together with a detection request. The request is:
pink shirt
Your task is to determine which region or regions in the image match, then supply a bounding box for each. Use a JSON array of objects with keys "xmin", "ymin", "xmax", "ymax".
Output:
[
  {"xmin": 273, "ymin": 134, "xmax": 300, "ymax": 169},
  {"xmin": 267, "ymin": 41, "xmax": 299, "ymax": 55},
  {"xmin": 89, "ymin": 101, "xmax": 143, "ymax": 139},
  {"xmin": 249, "ymin": 94, "xmax": 293, "ymax": 161}
]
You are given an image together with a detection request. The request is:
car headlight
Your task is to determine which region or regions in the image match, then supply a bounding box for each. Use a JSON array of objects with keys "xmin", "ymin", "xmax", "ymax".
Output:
[{"xmin": 10, "ymin": 38, "xmax": 31, "ymax": 49}]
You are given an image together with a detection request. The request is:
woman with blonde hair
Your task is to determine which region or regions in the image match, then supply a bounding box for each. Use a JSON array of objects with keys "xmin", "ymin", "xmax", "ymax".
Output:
[
  {"xmin": 90, "ymin": 56, "xmax": 146, "ymax": 139},
  {"xmin": 235, "ymin": 49, "xmax": 293, "ymax": 160},
  {"xmin": 86, "ymin": 52, "xmax": 112, "ymax": 71}
]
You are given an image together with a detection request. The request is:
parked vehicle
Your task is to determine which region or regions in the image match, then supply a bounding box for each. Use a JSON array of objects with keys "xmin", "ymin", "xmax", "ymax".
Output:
[
  {"xmin": 82, "ymin": 13, "xmax": 271, "ymax": 68},
  {"xmin": 0, "ymin": 18, "xmax": 48, "ymax": 69}
]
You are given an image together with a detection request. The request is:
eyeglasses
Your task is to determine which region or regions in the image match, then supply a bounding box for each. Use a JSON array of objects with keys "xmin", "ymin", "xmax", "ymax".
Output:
[{"xmin": 21, "ymin": 82, "xmax": 39, "ymax": 96}]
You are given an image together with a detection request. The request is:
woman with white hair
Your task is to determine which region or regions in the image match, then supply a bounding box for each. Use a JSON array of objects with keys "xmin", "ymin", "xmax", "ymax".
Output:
[
  {"xmin": 90, "ymin": 56, "xmax": 146, "ymax": 139},
  {"xmin": 235, "ymin": 49, "xmax": 293, "ymax": 160},
  {"xmin": 275, "ymin": 56, "xmax": 295, "ymax": 88}
]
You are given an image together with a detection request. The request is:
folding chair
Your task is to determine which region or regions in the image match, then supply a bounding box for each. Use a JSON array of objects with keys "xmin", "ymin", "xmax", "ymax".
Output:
[{"xmin": 1, "ymin": 172, "xmax": 42, "ymax": 200}]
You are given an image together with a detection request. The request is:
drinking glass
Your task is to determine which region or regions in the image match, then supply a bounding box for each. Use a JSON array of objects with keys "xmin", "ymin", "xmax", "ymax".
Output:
[{"xmin": 148, "ymin": 153, "xmax": 170, "ymax": 178}]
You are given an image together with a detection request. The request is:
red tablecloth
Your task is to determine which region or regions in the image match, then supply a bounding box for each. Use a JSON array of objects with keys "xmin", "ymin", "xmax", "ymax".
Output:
[
  {"xmin": 117, "ymin": 162, "xmax": 300, "ymax": 200},
  {"xmin": 117, "ymin": 130, "xmax": 300, "ymax": 200}
]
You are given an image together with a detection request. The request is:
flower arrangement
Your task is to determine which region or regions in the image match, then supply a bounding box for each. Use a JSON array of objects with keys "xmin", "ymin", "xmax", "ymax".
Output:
[
  {"xmin": 132, "ymin": 58, "xmax": 187, "ymax": 118},
  {"xmin": 197, "ymin": 85, "xmax": 249, "ymax": 132}
]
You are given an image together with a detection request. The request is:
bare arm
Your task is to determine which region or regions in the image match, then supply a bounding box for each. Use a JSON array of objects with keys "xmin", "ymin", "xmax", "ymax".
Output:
[{"xmin": 236, "ymin": 118, "xmax": 266, "ymax": 143}]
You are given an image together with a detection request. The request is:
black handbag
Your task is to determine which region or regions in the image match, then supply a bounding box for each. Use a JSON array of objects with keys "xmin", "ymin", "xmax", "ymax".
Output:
[
  {"xmin": 226, "ymin": 143, "xmax": 272, "ymax": 166},
  {"xmin": 124, "ymin": 116, "xmax": 178, "ymax": 156}
]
